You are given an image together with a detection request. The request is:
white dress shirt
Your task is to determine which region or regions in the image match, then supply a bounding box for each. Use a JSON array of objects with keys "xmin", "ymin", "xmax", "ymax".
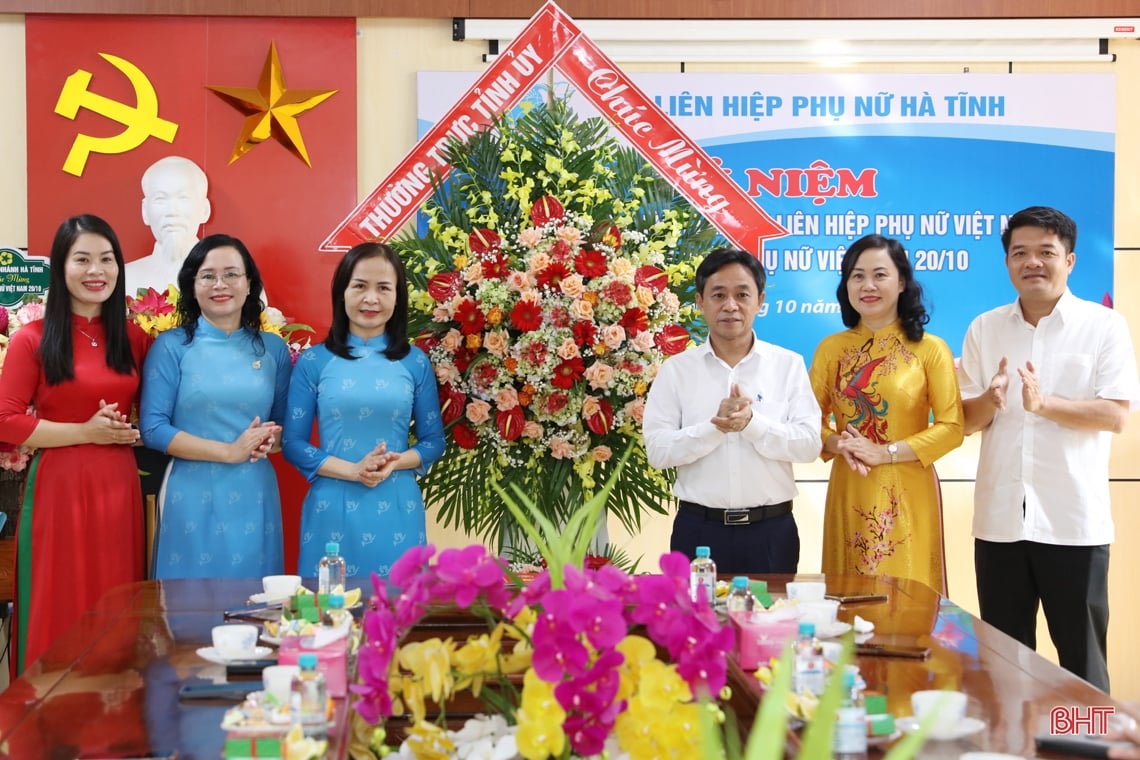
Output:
[
  {"xmin": 643, "ymin": 337, "xmax": 822, "ymax": 509},
  {"xmin": 959, "ymin": 290, "xmax": 1140, "ymax": 545}
]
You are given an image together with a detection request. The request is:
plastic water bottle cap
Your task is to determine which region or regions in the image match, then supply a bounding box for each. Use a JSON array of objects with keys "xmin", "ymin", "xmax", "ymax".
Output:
[
  {"xmin": 329, "ymin": 594, "xmax": 345, "ymax": 609},
  {"xmin": 326, "ymin": 541, "xmax": 339, "ymax": 554},
  {"xmin": 298, "ymin": 653, "xmax": 318, "ymax": 670},
  {"xmin": 695, "ymin": 546, "xmax": 711, "ymax": 558},
  {"xmin": 799, "ymin": 621, "xmax": 816, "ymax": 636},
  {"xmin": 731, "ymin": 576, "xmax": 749, "ymax": 589}
]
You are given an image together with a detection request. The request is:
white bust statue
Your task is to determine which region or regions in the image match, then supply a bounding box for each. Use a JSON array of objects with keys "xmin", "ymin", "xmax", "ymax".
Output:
[{"xmin": 126, "ymin": 156, "xmax": 211, "ymax": 297}]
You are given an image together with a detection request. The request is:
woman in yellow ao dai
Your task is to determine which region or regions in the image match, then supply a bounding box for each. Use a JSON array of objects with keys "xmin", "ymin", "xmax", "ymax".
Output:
[{"xmin": 809, "ymin": 235, "xmax": 963, "ymax": 594}]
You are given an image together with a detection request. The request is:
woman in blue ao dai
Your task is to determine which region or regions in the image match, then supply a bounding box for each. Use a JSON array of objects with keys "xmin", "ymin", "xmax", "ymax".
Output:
[
  {"xmin": 283, "ymin": 243, "xmax": 444, "ymax": 580},
  {"xmin": 141, "ymin": 234, "xmax": 291, "ymax": 579}
]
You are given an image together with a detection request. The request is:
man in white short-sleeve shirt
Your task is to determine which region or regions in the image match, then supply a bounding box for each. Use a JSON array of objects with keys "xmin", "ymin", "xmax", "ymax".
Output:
[{"xmin": 959, "ymin": 205, "xmax": 1140, "ymax": 692}]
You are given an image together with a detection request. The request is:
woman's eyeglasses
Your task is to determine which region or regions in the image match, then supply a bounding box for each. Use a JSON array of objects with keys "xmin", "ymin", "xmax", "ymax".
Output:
[{"xmin": 196, "ymin": 271, "xmax": 246, "ymax": 285}]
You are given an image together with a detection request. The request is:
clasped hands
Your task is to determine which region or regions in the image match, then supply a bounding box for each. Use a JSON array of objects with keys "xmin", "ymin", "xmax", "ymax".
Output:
[
  {"xmin": 711, "ymin": 383, "xmax": 753, "ymax": 434},
  {"xmin": 985, "ymin": 355, "xmax": 1045, "ymax": 414},
  {"xmin": 87, "ymin": 400, "xmax": 140, "ymax": 446},
  {"xmin": 229, "ymin": 416, "xmax": 282, "ymax": 463},
  {"xmin": 353, "ymin": 442, "xmax": 401, "ymax": 488},
  {"xmin": 835, "ymin": 424, "xmax": 877, "ymax": 476}
]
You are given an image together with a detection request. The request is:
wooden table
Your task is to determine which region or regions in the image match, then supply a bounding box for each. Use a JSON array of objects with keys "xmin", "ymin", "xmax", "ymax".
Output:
[
  {"xmin": 0, "ymin": 575, "xmax": 1129, "ymax": 758},
  {"xmin": 728, "ymin": 574, "xmax": 1129, "ymax": 758},
  {"xmin": 0, "ymin": 578, "xmax": 353, "ymax": 760}
]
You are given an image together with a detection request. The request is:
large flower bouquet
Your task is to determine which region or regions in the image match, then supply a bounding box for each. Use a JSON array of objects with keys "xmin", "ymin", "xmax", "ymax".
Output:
[
  {"xmin": 394, "ymin": 94, "xmax": 720, "ymax": 545},
  {"xmin": 352, "ymin": 464, "xmax": 736, "ymax": 760},
  {"xmin": 0, "ymin": 300, "xmax": 46, "ymax": 472}
]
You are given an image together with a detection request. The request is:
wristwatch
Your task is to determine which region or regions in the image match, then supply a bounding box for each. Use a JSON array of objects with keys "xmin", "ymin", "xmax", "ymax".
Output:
[{"xmin": 887, "ymin": 443, "xmax": 898, "ymax": 465}]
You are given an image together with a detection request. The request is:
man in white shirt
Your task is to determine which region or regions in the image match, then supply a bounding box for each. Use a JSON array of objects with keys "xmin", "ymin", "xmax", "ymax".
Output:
[
  {"xmin": 959, "ymin": 206, "xmax": 1140, "ymax": 692},
  {"xmin": 125, "ymin": 156, "xmax": 212, "ymax": 297},
  {"xmin": 643, "ymin": 248, "xmax": 822, "ymax": 573}
]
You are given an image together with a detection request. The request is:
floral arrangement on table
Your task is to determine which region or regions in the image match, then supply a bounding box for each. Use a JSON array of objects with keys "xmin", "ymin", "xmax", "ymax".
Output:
[
  {"xmin": 350, "ymin": 456, "xmax": 737, "ymax": 760},
  {"xmin": 392, "ymin": 92, "xmax": 721, "ymax": 546}
]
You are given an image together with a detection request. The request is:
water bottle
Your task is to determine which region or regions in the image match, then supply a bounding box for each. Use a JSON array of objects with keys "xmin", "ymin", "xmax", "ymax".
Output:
[
  {"xmin": 318, "ymin": 541, "xmax": 346, "ymax": 595},
  {"xmin": 792, "ymin": 622, "xmax": 825, "ymax": 697},
  {"xmin": 834, "ymin": 668, "xmax": 868, "ymax": 759},
  {"xmin": 325, "ymin": 593, "xmax": 349, "ymax": 628},
  {"xmin": 689, "ymin": 546, "xmax": 716, "ymax": 605},
  {"xmin": 290, "ymin": 653, "xmax": 328, "ymax": 738},
  {"xmin": 725, "ymin": 575, "xmax": 754, "ymax": 614}
]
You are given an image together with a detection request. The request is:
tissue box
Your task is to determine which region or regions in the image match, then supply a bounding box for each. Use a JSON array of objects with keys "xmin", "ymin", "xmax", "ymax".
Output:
[
  {"xmin": 731, "ymin": 609, "xmax": 800, "ymax": 670},
  {"xmin": 277, "ymin": 633, "xmax": 348, "ymax": 697}
]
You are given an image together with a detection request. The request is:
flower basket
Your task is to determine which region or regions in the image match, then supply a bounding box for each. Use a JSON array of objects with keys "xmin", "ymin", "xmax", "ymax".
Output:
[{"xmin": 392, "ymin": 93, "xmax": 721, "ymax": 549}]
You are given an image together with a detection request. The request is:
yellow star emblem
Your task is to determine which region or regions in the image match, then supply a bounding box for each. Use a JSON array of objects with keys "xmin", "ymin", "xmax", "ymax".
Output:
[{"xmin": 207, "ymin": 41, "xmax": 336, "ymax": 166}]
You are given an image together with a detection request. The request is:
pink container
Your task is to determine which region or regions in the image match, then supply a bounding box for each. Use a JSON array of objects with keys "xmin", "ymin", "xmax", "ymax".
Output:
[
  {"xmin": 276, "ymin": 635, "xmax": 348, "ymax": 697},
  {"xmin": 731, "ymin": 609, "xmax": 801, "ymax": 670}
]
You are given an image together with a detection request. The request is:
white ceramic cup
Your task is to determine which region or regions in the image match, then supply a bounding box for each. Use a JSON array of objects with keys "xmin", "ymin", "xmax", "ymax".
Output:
[
  {"xmin": 797, "ymin": 598, "xmax": 840, "ymax": 629},
  {"xmin": 911, "ymin": 689, "xmax": 968, "ymax": 737},
  {"xmin": 785, "ymin": 581, "xmax": 827, "ymax": 602},
  {"xmin": 211, "ymin": 624, "xmax": 258, "ymax": 660},
  {"xmin": 262, "ymin": 574, "xmax": 302, "ymax": 601},
  {"xmin": 262, "ymin": 664, "xmax": 300, "ymax": 705}
]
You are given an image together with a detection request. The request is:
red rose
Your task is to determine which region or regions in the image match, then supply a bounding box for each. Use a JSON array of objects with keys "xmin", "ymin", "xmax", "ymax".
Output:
[
  {"xmin": 454, "ymin": 299, "xmax": 485, "ymax": 336},
  {"xmin": 530, "ymin": 195, "xmax": 566, "ymax": 226},
  {"xmin": 574, "ymin": 249, "xmax": 607, "ymax": 278},
  {"xmin": 495, "ymin": 406, "xmax": 526, "ymax": 442},
  {"xmin": 427, "ymin": 271, "xmax": 464, "ymax": 302},
  {"xmin": 545, "ymin": 391, "xmax": 569, "ymax": 414},
  {"xmin": 521, "ymin": 340, "xmax": 548, "ymax": 366},
  {"xmin": 584, "ymin": 398, "xmax": 615, "ymax": 435},
  {"xmin": 468, "ymin": 228, "xmax": 502, "ymax": 254},
  {"xmin": 654, "ymin": 324, "xmax": 690, "ymax": 355},
  {"xmin": 536, "ymin": 262, "xmax": 572, "ymax": 291},
  {"xmin": 510, "ymin": 300, "xmax": 543, "ymax": 332},
  {"xmin": 551, "ymin": 357, "xmax": 585, "ymax": 390},
  {"xmin": 452, "ymin": 421, "xmax": 478, "ymax": 450},
  {"xmin": 550, "ymin": 239, "xmax": 571, "ymax": 262},
  {"xmin": 619, "ymin": 308, "xmax": 648, "ymax": 336},
  {"xmin": 438, "ymin": 384, "xmax": 467, "ymax": 424},
  {"xmin": 584, "ymin": 554, "xmax": 612, "ymax": 570},
  {"xmin": 634, "ymin": 265, "xmax": 668, "ymax": 294}
]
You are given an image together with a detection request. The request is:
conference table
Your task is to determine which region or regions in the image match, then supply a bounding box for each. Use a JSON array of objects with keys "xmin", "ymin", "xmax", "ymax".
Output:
[{"xmin": 0, "ymin": 575, "xmax": 1129, "ymax": 758}]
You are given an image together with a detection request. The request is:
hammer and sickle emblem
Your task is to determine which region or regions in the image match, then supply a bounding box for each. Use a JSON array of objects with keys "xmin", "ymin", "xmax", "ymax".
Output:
[{"xmin": 54, "ymin": 52, "xmax": 179, "ymax": 176}]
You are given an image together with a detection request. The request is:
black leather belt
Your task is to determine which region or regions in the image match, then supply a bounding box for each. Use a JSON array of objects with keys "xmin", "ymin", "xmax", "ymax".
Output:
[{"xmin": 678, "ymin": 500, "xmax": 793, "ymax": 525}]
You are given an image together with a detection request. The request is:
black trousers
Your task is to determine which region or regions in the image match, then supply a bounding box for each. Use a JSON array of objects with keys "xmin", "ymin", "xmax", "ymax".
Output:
[
  {"xmin": 975, "ymin": 538, "xmax": 1110, "ymax": 693},
  {"xmin": 670, "ymin": 508, "xmax": 799, "ymax": 575}
]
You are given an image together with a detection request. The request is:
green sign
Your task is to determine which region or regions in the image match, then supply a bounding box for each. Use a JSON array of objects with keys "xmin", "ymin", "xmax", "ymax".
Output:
[{"xmin": 0, "ymin": 248, "xmax": 50, "ymax": 308}]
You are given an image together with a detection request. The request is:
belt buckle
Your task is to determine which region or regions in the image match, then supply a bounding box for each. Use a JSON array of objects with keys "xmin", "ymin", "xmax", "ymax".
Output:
[{"xmin": 724, "ymin": 509, "xmax": 750, "ymax": 525}]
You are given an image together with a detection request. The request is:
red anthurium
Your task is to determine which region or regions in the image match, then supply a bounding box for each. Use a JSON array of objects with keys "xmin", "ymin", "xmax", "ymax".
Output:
[
  {"xmin": 427, "ymin": 271, "xmax": 464, "ymax": 302},
  {"xmin": 480, "ymin": 252, "xmax": 511, "ymax": 280},
  {"xmin": 551, "ymin": 357, "xmax": 586, "ymax": 389},
  {"xmin": 129, "ymin": 287, "xmax": 177, "ymax": 315},
  {"xmin": 574, "ymin": 249, "xmax": 608, "ymax": 278},
  {"xmin": 654, "ymin": 324, "xmax": 690, "ymax": 355},
  {"xmin": 530, "ymin": 195, "xmax": 565, "ymax": 226},
  {"xmin": 452, "ymin": 421, "xmax": 478, "ymax": 450},
  {"xmin": 619, "ymin": 307, "xmax": 648, "ymax": 336},
  {"xmin": 414, "ymin": 333, "xmax": 440, "ymax": 355},
  {"xmin": 510, "ymin": 300, "xmax": 543, "ymax": 332},
  {"xmin": 584, "ymin": 398, "xmax": 615, "ymax": 435},
  {"xmin": 454, "ymin": 299, "xmax": 486, "ymax": 336},
  {"xmin": 634, "ymin": 265, "xmax": 668, "ymax": 294},
  {"xmin": 438, "ymin": 384, "xmax": 467, "ymax": 425},
  {"xmin": 468, "ymin": 228, "xmax": 502, "ymax": 254},
  {"xmin": 495, "ymin": 406, "xmax": 526, "ymax": 442}
]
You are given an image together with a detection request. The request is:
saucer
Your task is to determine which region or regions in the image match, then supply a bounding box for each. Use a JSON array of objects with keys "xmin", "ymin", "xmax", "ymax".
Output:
[
  {"xmin": 197, "ymin": 646, "xmax": 274, "ymax": 665},
  {"xmin": 898, "ymin": 715, "xmax": 985, "ymax": 741},
  {"xmin": 867, "ymin": 729, "xmax": 902, "ymax": 747},
  {"xmin": 814, "ymin": 620, "xmax": 853, "ymax": 639},
  {"xmin": 247, "ymin": 592, "xmax": 290, "ymax": 605},
  {"xmin": 259, "ymin": 631, "xmax": 283, "ymax": 647}
]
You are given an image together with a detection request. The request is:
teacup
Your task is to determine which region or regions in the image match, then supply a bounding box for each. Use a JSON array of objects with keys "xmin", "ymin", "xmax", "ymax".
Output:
[
  {"xmin": 785, "ymin": 581, "xmax": 827, "ymax": 602},
  {"xmin": 262, "ymin": 664, "xmax": 300, "ymax": 705},
  {"xmin": 797, "ymin": 598, "xmax": 840, "ymax": 630},
  {"xmin": 262, "ymin": 574, "xmax": 302, "ymax": 601},
  {"xmin": 212, "ymin": 624, "xmax": 258, "ymax": 660},
  {"xmin": 911, "ymin": 689, "xmax": 968, "ymax": 737}
]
